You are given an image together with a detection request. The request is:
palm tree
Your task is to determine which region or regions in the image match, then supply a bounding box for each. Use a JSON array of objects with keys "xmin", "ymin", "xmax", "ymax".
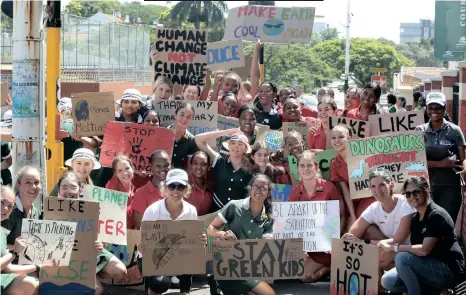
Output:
[{"xmin": 169, "ymin": 1, "xmax": 228, "ymax": 30}]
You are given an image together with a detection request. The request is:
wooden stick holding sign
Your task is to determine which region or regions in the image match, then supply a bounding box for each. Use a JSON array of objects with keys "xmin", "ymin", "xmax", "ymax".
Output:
[
  {"xmin": 207, "ymin": 39, "xmax": 245, "ymax": 71},
  {"xmin": 368, "ymin": 110, "xmax": 424, "ymax": 136}
]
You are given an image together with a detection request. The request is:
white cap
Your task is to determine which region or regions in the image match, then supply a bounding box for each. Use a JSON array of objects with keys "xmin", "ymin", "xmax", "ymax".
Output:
[
  {"xmin": 1, "ymin": 109, "xmax": 12, "ymax": 128},
  {"xmin": 65, "ymin": 148, "xmax": 101, "ymax": 169},
  {"xmin": 165, "ymin": 169, "xmax": 189, "ymax": 186},
  {"xmin": 115, "ymin": 88, "xmax": 146, "ymax": 106},
  {"xmin": 426, "ymin": 92, "xmax": 446, "ymax": 107}
]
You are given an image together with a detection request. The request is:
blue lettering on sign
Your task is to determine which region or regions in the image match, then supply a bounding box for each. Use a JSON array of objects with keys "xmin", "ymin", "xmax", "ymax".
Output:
[
  {"xmin": 234, "ymin": 25, "xmax": 261, "ymax": 38},
  {"xmin": 218, "ymin": 120, "xmax": 240, "ymax": 130},
  {"xmin": 188, "ymin": 126, "xmax": 216, "ymax": 135},
  {"xmin": 207, "ymin": 46, "xmax": 241, "ymax": 65}
]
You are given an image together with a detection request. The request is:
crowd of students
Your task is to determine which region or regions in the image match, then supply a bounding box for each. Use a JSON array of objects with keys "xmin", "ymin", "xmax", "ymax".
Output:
[{"xmin": 1, "ymin": 43, "xmax": 465, "ymax": 295}]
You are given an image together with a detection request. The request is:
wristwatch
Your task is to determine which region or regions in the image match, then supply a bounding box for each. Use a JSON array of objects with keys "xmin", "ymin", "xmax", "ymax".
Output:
[
  {"xmin": 8, "ymin": 249, "xmax": 18, "ymax": 257},
  {"xmin": 394, "ymin": 243, "xmax": 400, "ymax": 252}
]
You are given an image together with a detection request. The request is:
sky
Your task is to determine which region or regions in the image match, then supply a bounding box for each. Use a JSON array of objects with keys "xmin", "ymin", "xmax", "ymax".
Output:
[{"xmin": 61, "ymin": 0, "xmax": 436, "ymax": 43}]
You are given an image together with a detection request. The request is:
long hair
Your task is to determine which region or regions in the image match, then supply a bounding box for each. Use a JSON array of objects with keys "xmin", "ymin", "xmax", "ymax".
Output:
[
  {"xmin": 247, "ymin": 173, "xmax": 274, "ymax": 222},
  {"xmin": 15, "ymin": 166, "xmax": 42, "ymax": 194},
  {"xmin": 402, "ymin": 176, "xmax": 430, "ymax": 197},
  {"xmin": 297, "ymin": 150, "xmax": 322, "ymax": 179}
]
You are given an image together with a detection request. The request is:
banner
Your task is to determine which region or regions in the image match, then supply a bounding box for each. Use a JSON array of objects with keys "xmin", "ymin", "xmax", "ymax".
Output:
[
  {"xmin": 19, "ymin": 219, "xmax": 77, "ymax": 266},
  {"xmin": 330, "ymin": 239, "xmax": 379, "ymax": 295},
  {"xmin": 316, "ymin": 149, "xmax": 338, "ymax": 181},
  {"xmin": 141, "ymin": 220, "xmax": 205, "ymax": 276},
  {"xmin": 153, "ymin": 28, "xmax": 207, "ymax": 86},
  {"xmin": 152, "ymin": 99, "xmax": 217, "ymax": 135},
  {"xmin": 212, "ymin": 239, "xmax": 305, "ymax": 280},
  {"xmin": 71, "ymin": 91, "xmax": 115, "ymax": 137},
  {"xmin": 40, "ymin": 198, "xmax": 99, "ymax": 291},
  {"xmin": 272, "ymin": 201, "xmax": 340, "ymax": 252},
  {"xmin": 368, "ymin": 111, "xmax": 424, "ymax": 136},
  {"xmin": 346, "ymin": 132, "xmax": 428, "ymax": 199},
  {"xmin": 82, "ymin": 185, "xmax": 128, "ymax": 245},
  {"xmin": 434, "ymin": 0, "xmax": 466, "ymax": 61},
  {"xmin": 100, "ymin": 121, "xmax": 175, "ymax": 172},
  {"xmin": 329, "ymin": 116, "xmax": 370, "ymax": 139},
  {"xmin": 223, "ymin": 6, "xmax": 316, "ymax": 44},
  {"xmin": 207, "ymin": 39, "xmax": 245, "ymax": 71},
  {"xmin": 272, "ymin": 183, "xmax": 292, "ymax": 202}
]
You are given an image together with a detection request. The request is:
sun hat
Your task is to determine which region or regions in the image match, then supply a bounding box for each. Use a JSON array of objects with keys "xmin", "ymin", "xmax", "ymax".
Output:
[
  {"xmin": 64, "ymin": 148, "xmax": 101, "ymax": 169},
  {"xmin": 1, "ymin": 109, "xmax": 12, "ymax": 128},
  {"xmin": 222, "ymin": 134, "xmax": 252, "ymax": 154},
  {"xmin": 426, "ymin": 92, "xmax": 446, "ymax": 107},
  {"xmin": 165, "ymin": 169, "xmax": 189, "ymax": 186},
  {"xmin": 57, "ymin": 97, "xmax": 72, "ymax": 113},
  {"xmin": 115, "ymin": 89, "xmax": 146, "ymax": 106}
]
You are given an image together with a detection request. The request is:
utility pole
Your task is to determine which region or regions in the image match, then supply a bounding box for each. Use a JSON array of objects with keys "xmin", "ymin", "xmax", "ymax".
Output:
[
  {"xmin": 45, "ymin": 1, "xmax": 66, "ymax": 195},
  {"xmin": 343, "ymin": 0, "xmax": 351, "ymax": 93},
  {"xmin": 11, "ymin": 1, "xmax": 46, "ymax": 189}
]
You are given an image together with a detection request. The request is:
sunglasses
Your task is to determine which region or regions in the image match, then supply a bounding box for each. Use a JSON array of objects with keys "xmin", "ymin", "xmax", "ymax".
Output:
[
  {"xmin": 167, "ymin": 183, "xmax": 187, "ymax": 191},
  {"xmin": 403, "ymin": 189, "xmax": 421, "ymax": 198},
  {"xmin": 264, "ymin": 24, "xmax": 284, "ymax": 29}
]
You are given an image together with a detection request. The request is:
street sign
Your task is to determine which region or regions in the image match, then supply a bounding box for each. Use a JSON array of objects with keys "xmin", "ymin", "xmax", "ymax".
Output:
[
  {"xmin": 371, "ymin": 75, "xmax": 387, "ymax": 88},
  {"xmin": 371, "ymin": 68, "xmax": 387, "ymax": 73}
]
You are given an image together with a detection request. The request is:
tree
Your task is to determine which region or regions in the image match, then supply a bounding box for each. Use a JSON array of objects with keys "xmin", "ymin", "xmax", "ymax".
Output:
[
  {"xmin": 319, "ymin": 27, "xmax": 339, "ymax": 41},
  {"xmin": 396, "ymin": 39, "xmax": 443, "ymax": 67},
  {"xmin": 120, "ymin": 2, "xmax": 166, "ymax": 25},
  {"xmin": 311, "ymin": 38, "xmax": 414, "ymax": 88},
  {"xmin": 64, "ymin": 0, "xmax": 120, "ymax": 18},
  {"xmin": 170, "ymin": 1, "xmax": 227, "ymax": 29}
]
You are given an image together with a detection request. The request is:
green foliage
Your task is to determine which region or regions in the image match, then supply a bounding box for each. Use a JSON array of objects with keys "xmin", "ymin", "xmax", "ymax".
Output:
[
  {"xmin": 120, "ymin": 2, "xmax": 166, "ymax": 25},
  {"xmin": 396, "ymin": 38, "xmax": 443, "ymax": 67},
  {"xmin": 170, "ymin": 1, "xmax": 227, "ymax": 29},
  {"xmin": 311, "ymin": 38, "xmax": 414, "ymax": 88},
  {"xmin": 64, "ymin": 0, "xmax": 120, "ymax": 17},
  {"xmin": 319, "ymin": 27, "xmax": 339, "ymax": 42}
]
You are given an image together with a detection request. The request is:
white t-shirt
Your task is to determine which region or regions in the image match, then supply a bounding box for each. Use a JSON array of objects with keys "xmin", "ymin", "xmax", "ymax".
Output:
[
  {"xmin": 361, "ymin": 195, "xmax": 415, "ymax": 240},
  {"xmin": 138, "ymin": 198, "xmax": 198, "ymax": 258}
]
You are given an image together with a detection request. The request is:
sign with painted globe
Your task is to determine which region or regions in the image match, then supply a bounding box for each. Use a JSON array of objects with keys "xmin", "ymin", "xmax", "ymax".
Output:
[{"xmin": 264, "ymin": 130, "xmax": 283, "ymax": 151}]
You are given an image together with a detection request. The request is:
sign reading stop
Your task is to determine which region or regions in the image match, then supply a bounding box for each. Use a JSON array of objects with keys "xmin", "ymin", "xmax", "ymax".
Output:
[{"xmin": 371, "ymin": 75, "xmax": 387, "ymax": 88}]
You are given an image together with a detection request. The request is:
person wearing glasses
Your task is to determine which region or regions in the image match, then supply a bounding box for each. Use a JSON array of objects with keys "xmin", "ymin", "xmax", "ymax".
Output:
[
  {"xmin": 207, "ymin": 174, "xmax": 276, "ymax": 295},
  {"xmin": 138, "ymin": 169, "xmax": 207, "ymax": 295},
  {"xmin": 380, "ymin": 176, "xmax": 465, "ymax": 295},
  {"xmin": 415, "ymin": 92, "xmax": 466, "ymax": 222},
  {"xmin": 342, "ymin": 168, "xmax": 415, "ymax": 284}
]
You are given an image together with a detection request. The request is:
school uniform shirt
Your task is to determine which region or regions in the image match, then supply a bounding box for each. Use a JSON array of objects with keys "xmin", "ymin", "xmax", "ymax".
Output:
[
  {"xmin": 187, "ymin": 174, "xmax": 213, "ymax": 216},
  {"xmin": 330, "ymin": 154, "xmax": 349, "ymax": 184},
  {"xmin": 410, "ymin": 201, "xmax": 465, "ymax": 276},
  {"xmin": 0, "ymin": 142, "xmax": 12, "ymax": 185},
  {"xmin": 347, "ymin": 107, "xmax": 369, "ymax": 121},
  {"xmin": 1, "ymin": 197, "xmax": 42, "ymax": 245},
  {"xmin": 288, "ymin": 177, "xmax": 343, "ymax": 202},
  {"xmin": 254, "ymin": 102, "xmax": 282, "ymax": 130},
  {"xmin": 277, "ymin": 103, "xmax": 318, "ymax": 119},
  {"xmin": 115, "ymin": 111, "xmax": 143, "ymax": 123},
  {"xmin": 170, "ymin": 126, "xmax": 199, "ymax": 170},
  {"xmin": 210, "ymin": 155, "xmax": 252, "ymax": 212},
  {"xmin": 138, "ymin": 198, "xmax": 198, "ymax": 258},
  {"xmin": 131, "ymin": 180, "xmax": 163, "ymax": 216},
  {"xmin": 308, "ymin": 123, "xmax": 327, "ymax": 150},
  {"xmin": 360, "ymin": 195, "xmax": 415, "ymax": 242}
]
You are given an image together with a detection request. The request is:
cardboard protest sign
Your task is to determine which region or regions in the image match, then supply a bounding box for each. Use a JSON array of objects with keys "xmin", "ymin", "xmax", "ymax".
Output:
[
  {"xmin": 19, "ymin": 219, "xmax": 77, "ymax": 266},
  {"xmin": 82, "ymin": 185, "xmax": 128, "ymax": 245},
  {"xmin": 223, "ymin": 6, "xmax": 316, "ymax": 44},
  {"xmin": 40, "ymin": 198, "xmax": 99, "ymax": 291},
  {"xmin": 153, "ymin": 28, "xmax": 207, "ymax": 86},
  {"xmin": 152, "ymin": 99, "xmax": 217, "ymax": 135},
  {"xmin": 288, "ymin": 155, "xmax": 300, "ymax": 186},
  {"xmin": 329, "ymin": 116, "xmax": 370, "ymax": 139},
  {"xmin": 368, "ymin": 110, "xmax": 424, "ymax": 136},
  {"xmin": 141, "ymin": 220, "xmax": 205, "ymax": 276},
  {"xmin": 272, "ymin": 183, "xmax": 292, "ymax": 202},
  {"xmin": 235, "ymin": 56, "xmax": 253, "ymax": 81},
  {"xmin": 71, "ymin": 91, "xmax": 115, "ymax": 137},
  {"xmin": 217, "ymin": 114, "xmax": 240, "ymax": 130},
  {"xmin": 207, "ymin": 39, "xmax": 245, "ymax": 71},
  {"xmin": 105, "ymin": 230, "xmax": 144, "ymax": 289},
  {"xmin": 272, "ymin": 201, "xmax": 340, "ymax": 252},
  {"xmin": 346, "ymin": 131, "xmax": 428, "ymax": 199},
  {"xmin": 330, "ymin": 239, "xmax": 379, "ymax": 295},
  {"xmin": 1, "ymin": 82, "xmax": 9, "ymax": 106},
  {"xmin": 212, "ymin": 239, "xmax": 305, "ymax": 280},
  {"xmin": 199, "ymin": 212, "xmax": 219, "ymax": 261},
  {"xmin": 316, "ymin": 149, "xmax": 338, "ymax": 181},
  {"xmin": 283, "ymin": 121, "xmax": 312, "ymax": 150},
  {"xmin": 100, "ymin": 121, "xmax": 175, "ymax": 172}
]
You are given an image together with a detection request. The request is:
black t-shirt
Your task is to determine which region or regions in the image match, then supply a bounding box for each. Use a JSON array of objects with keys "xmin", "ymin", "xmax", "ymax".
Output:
[{"xmin": 410, "ymin": 202, "xmax": 465, "ymax": 275}]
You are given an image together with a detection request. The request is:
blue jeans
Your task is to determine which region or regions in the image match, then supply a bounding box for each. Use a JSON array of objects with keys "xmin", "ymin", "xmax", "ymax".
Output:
[{"xmin": 381, "ymin": 252, "xmax": 454, "ymax": 295}]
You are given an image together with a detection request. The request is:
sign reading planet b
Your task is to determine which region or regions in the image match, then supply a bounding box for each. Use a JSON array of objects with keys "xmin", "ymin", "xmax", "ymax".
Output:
[{"xmin": 263, "ymin": 19, "xmax": 285, "ymax": 36}]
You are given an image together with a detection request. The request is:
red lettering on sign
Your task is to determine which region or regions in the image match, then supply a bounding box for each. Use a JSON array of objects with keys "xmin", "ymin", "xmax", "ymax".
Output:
[{"xmin": 116, "ymin": 221, "xmax": 125, "ymax": 236}]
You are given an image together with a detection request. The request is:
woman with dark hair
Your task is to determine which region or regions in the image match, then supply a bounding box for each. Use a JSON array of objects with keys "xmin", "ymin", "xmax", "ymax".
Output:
[
  {"xmin": 187, "ymin": 151, "xmax": 213, "ymax": 216},
  {"xmin": 170, "ymin": 102, "xmax": 199, "ymax": 169},
  {"xmin": 219, "ymin": 91, "xmax": 238, "ymax": 117},
  {"xmin": 254, "ymin": 81, "xmax": 282, "ymax": 130},
  {"xmin": 250, "ymin": 141, "xmax": 289, "ymax": 184},
  {"xmin": 207, "ymin": 174, "xmax": 276, "ymax": 295},
  {"xmin": 142, "ymin": 109, "xmax": 160, "ymax": 127},
  {"xmin": 380, "ymin": 176, "xmax": 465, "ymax": 295},
  {"xmin": 347, "ymin": 82, "xmax": 384, "ymax": 120},
  {"xmin": 308, "ymin": 95, "xmax": 338, "ymax": 151},
  {"xmin": 387, "ymin": 93, "xmax": 397, "ymax": 113},
  {"xmin": 114, "ymin": 89, "xmax": 146, "ymax": 123}
]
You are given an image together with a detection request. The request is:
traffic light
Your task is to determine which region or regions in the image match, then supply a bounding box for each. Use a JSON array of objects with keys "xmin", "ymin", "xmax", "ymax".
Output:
[{"xmin": 1, "ymin": 0, "xmax": 13, "ymax": 18}]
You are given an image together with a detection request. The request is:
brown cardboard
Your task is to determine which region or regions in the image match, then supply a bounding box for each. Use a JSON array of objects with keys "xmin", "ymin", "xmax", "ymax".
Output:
[
  {"xmin": 235, "ymin": 56, "xmax": 253, "ymax": 81},
  {"xmin": 368, "ymin": 110, "xmax": 424, "ymax": 136},
  {"xmin": 330, "ymin": 238, "xmax": 379, "ymax": 295},
  {"xmin": 212, "ymin": 238, "xmax": 305, "ymax": 280},
  {"xmin": 71, "ymin": 91, "xmax": 115, "ymax": 137},
  {"xmin": 198, "ymin": 212, "xmax": 218, "ymax": 261},
  {"xmin": 329, "ymin": 116, "xmax": 370, "ymax": 139},
  {"xmin": 141, "ymin": 220, "xmax": 206, "ymax": 276}
]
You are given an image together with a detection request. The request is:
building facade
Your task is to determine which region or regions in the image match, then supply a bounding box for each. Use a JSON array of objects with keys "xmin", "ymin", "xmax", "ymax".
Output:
[{"xmin": 400, "ymin": 19, "xmax": 434, "ymax": 44}]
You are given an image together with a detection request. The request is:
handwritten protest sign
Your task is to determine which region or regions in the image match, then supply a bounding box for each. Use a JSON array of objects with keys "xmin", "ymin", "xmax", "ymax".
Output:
[
  {"xmin": 264, "ymin": 130, "xmax": 283, "ymax": 151},
  {"xmin": 141, "ymin": 220, "xmax": 205, "ymax": 276},
  {"xmin": 330, "ymin": 239, "xmax": 379, "ymax": 295},
  {"xmin": 71, "ymin": 91, "xmax": 115, "ymax": 137},
  {"xmin": 283, "ymin": 121, "xmax": 313, "ymax": 150},
  {"xmin": 316, "ymin": 149, "xmax": 338, "ymax": 181},
  {"xmin": 100, "ymin": 122, "xmax": 175, "ymax": 172},
  {"xmin": 272, "ymin": 183, "xmax": 292, "ymax": 202},
  {"xmin": 223, "ymin": 6, "xmax": 316, "ymax": 44},
  {"xmin": 40, "ymin": 198, "xmax": 99, "ymax": 291},
  {"xmin": 207, "ymin": 39, "xmax": 245, "ymax": 71},
  {"xmin": 212, "ymin": 239, "xmax": 305, "ymax": 280},
  {"xmin": 346, "ymin": 131, "xmax": 428, "ymax": 199},
  {"xmin": 368, "ymin": 111, "xmax": 424, "ymax": 136},
  {"xmin": 199, "ymin": 212, "xmax": 218, "ymax": 261},
  {"xmin": 217, "ymin": 114, "xmax": 240, "ymax": 130},
  {"xmin": 82, "ymin": 185, "xmax": 127, "ymax": 245},
  {"xmin": 235, "ymin": 56, "xmax": 253, "ymax": 81},
  {"xmin": 272, "ymin": 201, "xmax": 340, "ymax": 252},
  {"xmin": 105, "ymin": 230, "xmax": 144, "ymax": 289},
  {"xmin": 19, "ymin": 219, "xmax": 77, "ymax": 266},
  {"xmin": 329, "ymin": 116, "xmax": 370, "ymax": 139},
  {"xmin": 153, "ymin": 28, "xmax": 207, "ymax": 86},
  {"xmin": 152, "ymin": 99, "xmax": 217, "ymax": 135},
  {"xmin": 288, "ymin": 155, "xmax": 300, "ymax": 185}
]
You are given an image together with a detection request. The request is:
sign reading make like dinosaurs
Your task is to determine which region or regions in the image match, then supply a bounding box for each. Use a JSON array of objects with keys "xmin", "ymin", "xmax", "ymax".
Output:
[{"xmin": 346, "ymin": 132, "xmax": 428, "ymax": 199}]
